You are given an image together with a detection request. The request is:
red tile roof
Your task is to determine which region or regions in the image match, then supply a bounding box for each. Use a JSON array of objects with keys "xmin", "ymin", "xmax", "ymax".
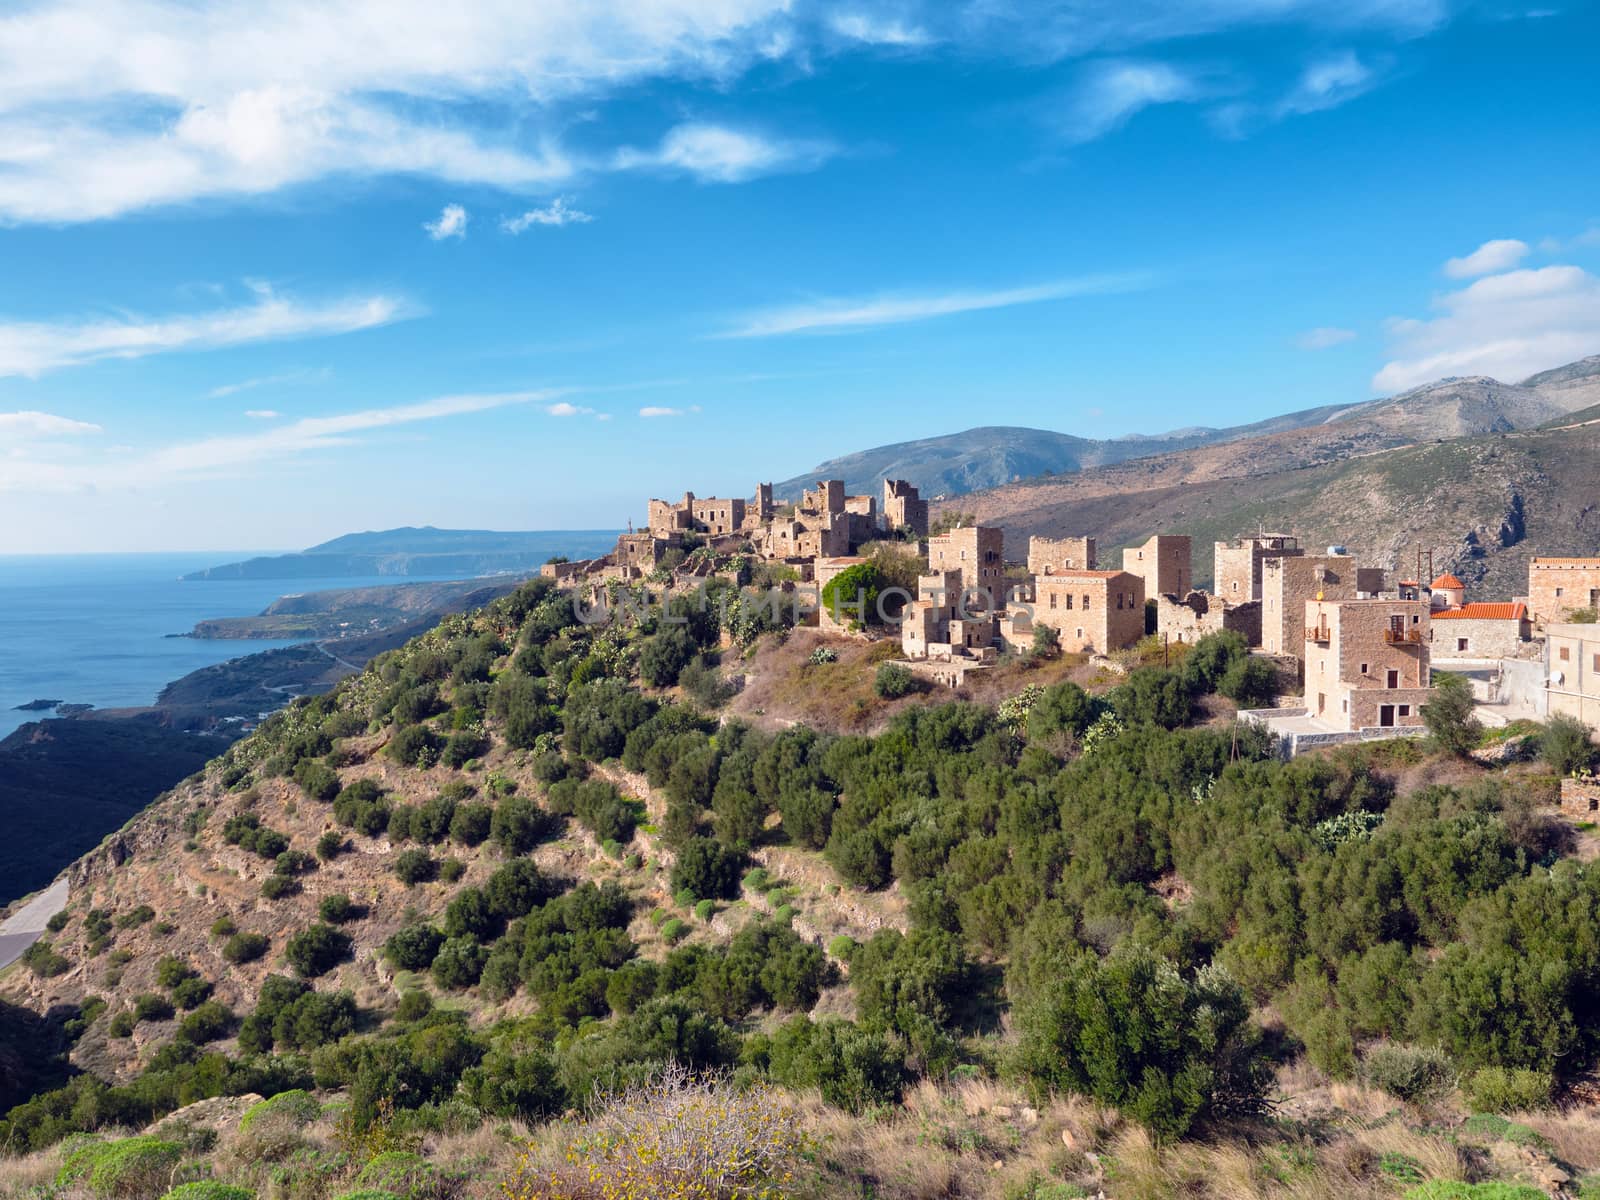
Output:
[
  {"xmin": 1431, "ymin": 573, "xmax": 1466, "ymax": 590},
  {"xmin": 1431, "ymin": 603, "xmax": 1528, "ymax": 621}
]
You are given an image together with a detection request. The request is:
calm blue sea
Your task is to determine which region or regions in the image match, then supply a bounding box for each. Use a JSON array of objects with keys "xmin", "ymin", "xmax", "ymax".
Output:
[{"xmin": 0, "ymin": 554, "xmax": 455, "ymax": 739}]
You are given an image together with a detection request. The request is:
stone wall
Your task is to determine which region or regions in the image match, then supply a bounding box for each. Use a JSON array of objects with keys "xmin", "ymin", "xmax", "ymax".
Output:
[
  {"xmin": 1028, "ymin": 535, "xmax": 1096, "ymax": 576},
  {"xmin": 1560, "ymin": 777, "xmax": 1600, "ymax": 820},
  {"xmin": 882, "ymin": 479, "xmax": 929, "ymax": 538},
  {"xmin": 1214, "ymin": 534, "xmax": 1303, "ymax": 602},
  {"xmin": 930, "ymin": 526, "xmax": 1006, "ymax": 612},
  {"xmin": 1529, "ymin": 558, "xmax": 1600, "ymax": 627},
  {"xmin": 1431, "ymin": 616, "xmax": 1529, "ymax": 660},
  {"xmin": 1033, "ymin": 570, "xmax": 1145, "ymax": 654},
  {"xmin": 1261, "ymin": 554, "xmax": 1360, "ymax": 657}
]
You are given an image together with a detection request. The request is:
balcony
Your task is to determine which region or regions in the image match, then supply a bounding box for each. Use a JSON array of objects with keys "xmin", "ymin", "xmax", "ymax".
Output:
[
  {"xmin": 1383, "ymin": 628, "xmax": 1425, "ymax": 645},
  {"xmin": 1305, "ymin": 624, "xmax": 1331, "ymax": 643}
]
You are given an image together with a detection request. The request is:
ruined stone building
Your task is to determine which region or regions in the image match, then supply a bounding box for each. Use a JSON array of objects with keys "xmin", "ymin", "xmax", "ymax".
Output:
[
  {"xmin": 1546, "ymin": 622, "xmax": 1600, "ymax": 727},
  {"xmin": 647, "ymin": 492, "xmax": 748, "ymax": 538},
  {"xmin": 1303, "ymin": 596, "xmax": 1433, "ymax": 731},
  {"xmin": 1527, "ymin": 557, "xmax": 1600, "ymax": 628},
  {"xmin": 882, "ymin": 479, "xmax": 929, "ymax": 538},
  {"xmin": 901, "ymin": 567, "xmax": 998, "ymax": 667},
  {"xmin": 1123, "ymin": 534, "xmax": 1191, "ymax": 599},
  {"xmin": 1032, "ymin": 569, "xmax": 1145, "ymax": 655},
  {"xmin": 1156, "ymin": 590, "xmax": 1261, "ymax": 646},
  {"xmin": 1215, "ymin": 533, "xmax": 1304, "ymax": 601}
]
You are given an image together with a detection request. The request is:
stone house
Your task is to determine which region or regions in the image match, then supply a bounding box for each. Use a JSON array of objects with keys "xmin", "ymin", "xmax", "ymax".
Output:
[
  {"xmin": 1546, "ymin": 622, "xmax": 1600, "ymax": 729},
  {"xmin": 928, "ymin": 525, "xmax": 1006, "ymax": 613},
  {"xmin": 1302, "ymin": 597, "xmax": 1433, "ymax": 731},
  {"xmin": 1123, "ymin": 534, "xmax": 1191, "ymax": 599},
  {"xmin": 1528, "ymin": 558, "xmax": 1600, "ymax": 627},
  {"xmin": 902, "ymin": 567, "xmax": 997, "ymax": 663},
  {"xmin": 646, "ymin": 491, "xmax": 749, "ymax": 538},
  {"xmin": 1032, "ymin": 569, "xmax": 1145, "ymax": 655},
  {"xmin": 1260, "ymin": 554, "xmax": 1362, "ymax": 657},
  {"xmin": 1430, "ymin": 603, "xmax": 1532, "ymax": 658},
  {"xmin": 1156, "ymin": 590, "xmax": 1261, "ymax": 645},
  {"xmin": 1215, "ymin": 533, "xmax": 1303, "ymax": 601},
  {"xmin": 1028, "ymin": 536, "xmax": 1096, "ymax": 576}
]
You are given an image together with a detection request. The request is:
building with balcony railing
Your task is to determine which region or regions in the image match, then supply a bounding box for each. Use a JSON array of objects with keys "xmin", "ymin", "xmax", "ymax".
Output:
[{"xmin": 1302, "ymin": 597, "xmax": 1433, "ymax": 731}]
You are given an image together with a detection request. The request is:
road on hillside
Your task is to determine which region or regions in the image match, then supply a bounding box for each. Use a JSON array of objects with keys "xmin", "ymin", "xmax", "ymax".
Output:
[{"xmin": 0, "ymin": 878, "xmax": 69, "ymax": 973}]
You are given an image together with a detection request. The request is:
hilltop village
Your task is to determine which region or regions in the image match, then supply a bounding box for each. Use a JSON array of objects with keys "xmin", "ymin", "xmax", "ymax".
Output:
[{"xmin": 543, "ymin": 478, "xmax": 1600, "ymax": 754}]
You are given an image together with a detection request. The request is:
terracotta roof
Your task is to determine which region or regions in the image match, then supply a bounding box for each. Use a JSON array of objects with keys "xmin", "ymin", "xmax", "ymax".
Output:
[
  {"xmin": 1531, "ymin": 557, "xmax": 1600, "ymax": 565},
  {"xmin": 1430, "ymin": 573, "xmax": 1466, "ymax": 590},
  {"xmin": 1431, "ymin": 602, "xmax": 1528, "ymax": 621},
  {"xmin": 1398, "ymin": 580, "xmax": 1419, "ymax": 587}
]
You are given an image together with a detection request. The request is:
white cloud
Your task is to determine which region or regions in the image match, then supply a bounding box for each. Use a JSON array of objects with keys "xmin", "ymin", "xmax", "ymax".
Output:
[
  {"xmin": 614, "ymin": 122, "xmax": 834, "ymax": 183},
  {"xmin": 2, "ymin": 389, "xmax": 565, "ymax": 492},
  {"xmin": 0, "ymin": 287, "xmax": 411, "ymax": 378},
  {"xmin": 828, "ymin": 11, "xmax": 929, "ymax": 46},
  {"xmin": 1277, "ymin": 51, "xmax": 1376, "ymax": 115},
  {"xmin": 1373, "ymin": 264, "xmax": 1600, "ymax": 391},
  {"xmin": 639, "ymin": 406, "xmax": 686, "ymax": 417},
  {"xmin": 546, "ymin": 401, "xmax": 595, "ymax": 417},
  {"xmin": 718, "ymin": 272, "xmax": 1153, "ymax": 338},
  {"xmin": 1444, "ymin": 238, "xmax": 1531, "ymax": 279},
  {"xmin": 244, "ymin": 409, "xmax": 281, "ymax": 419},
  {"xmin": 208, "ymin": 367, "xmax": 330, "ymax": 398},
  {"xmin": 425, "ymin": 203, "xmax": 469, "ymax": 240},
  {"xmin": 502, "ymin": 197, "xmax": 594, "ymax": 233},
  {"xmin": 1297, "ymin": 326, "xmax": 1357, "ymax": 350},
  {"xmin": 0, "ymin": 410, "xmax": 101, "ymax": 438},
  {"xmin": 1057, "ymin": 60, "xmax": 1200, "ymax": 143}
]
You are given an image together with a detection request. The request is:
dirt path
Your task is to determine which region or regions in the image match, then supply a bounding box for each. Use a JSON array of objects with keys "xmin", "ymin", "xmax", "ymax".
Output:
[{"xmin": 0, "ymin": 877, "xmax": 69, "ymax": 972}]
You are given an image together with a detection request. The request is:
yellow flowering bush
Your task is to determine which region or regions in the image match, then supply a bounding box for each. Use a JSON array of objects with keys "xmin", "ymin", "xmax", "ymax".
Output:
[{"xmin": 502, "ymin": 1066, "xmax": 808, "ymax": 1200}]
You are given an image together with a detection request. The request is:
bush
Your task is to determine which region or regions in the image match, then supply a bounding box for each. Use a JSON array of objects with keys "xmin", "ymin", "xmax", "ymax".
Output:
[
  {"xmin": 316, "ymin": 831, "xmax": 346, "ymax": 860},
  {"xmin": 57, "ymin": 1135, "xmax": 183, "ymax": 1197},
  {"xmin": 223, "ymin": 932, "xmax": 270, "ymax": 964},
  {"xmin": 1542, "ymin": 714, "xmax": 1596, "ymax": 776},
  {"xmin": 490, "ymin": 796, "xmax": 556, "ymax": 855},
  {"xmin": 320, "ymin": 893, "xmax": 359, "ymax": 924},
  {"xmin": 160, "ymin": 1184, "xmax": 257, "ymax": 1200},
  {"xmin": 354, "ymin": 1151, "xmax": 441, "ymax": 1200},
  {"xmin": 284, "ymin": 924, "xmax": 352, "ymax": 978},
  {"xmin": 210, "ymin": 916, "xmax": 237, "ymax": 938},
  {"xmin": 177, "ymin": 1000, "xmax": 233, "ymax": 1043},
  {"xmin": 694, "ymin": 899, "xmax": 716, "ymax": 923},
  {"xmin": 393, "ymin": 848, "xmax": 437, "ymax": 885},
  {"xmin": 640, "ymin": 626, "xmax": 698, "ymax": 688},
  {"xmin": 384, "ymin": 924, "xmax": 445, "ymax": 971},
  {"xmin": 449, "ymin": 802, "xmax": 493, "ymax": 846},
  {"xmin": 874, "ymin": 663, "xmax": 916, "ymax": 699},
  {"xmin": 387, "ymin": 725, "xmax": 442, "ymax": 769},
  {"xmin": 439, "ymin": 858, "xmax": 466, "ymax": 883},
  {"xmin": 660, "ymin": 918, "xmax": 688, "ymax": 944},
  {"xmin": 171, "ymin": 976, "xmax": 213, "ymax": 1010},
  {"xmin": 1014, "ymin": 947, "xmax": 1267, "ymax": 1139},
  {"xmin": 1423, "ymin": 673, "xmax": 1481, "ymax": 756},
  {"xmin": 108, "ymin": 1010, "xmax": 136, "ymax": 1038},
  {"xmin": 133, "ymin": 993, "xmax": 175, "ymax": 1023},
  {"xmin": 1462, "ymin": 1066, "xmax": 1553, "ymax": 1113},
  {"xmin": 767, "ymin": 1016, "xmax": 905, "ymax": 1112},
  {"xmin": 161, "ymin": 1184, "xmax": 257, "ymax": 1200},
  {"xmin": 670, "ymin": 837, "xmax": 744, "ymax": 901},
  {"xmin": 21, "ymin": 938, "xmax": 69, "ymax": 977},
  {"xmin": 260, "ymin": 874, "xmax": 300, "ymax": 900},
  {"xmin": 1364, "ymin": 1044, "xmax": 1458, "ymax": 1106}
]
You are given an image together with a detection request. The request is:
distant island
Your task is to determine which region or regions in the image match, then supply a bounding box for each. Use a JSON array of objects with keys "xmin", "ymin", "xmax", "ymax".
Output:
[
  {"xmin": 11, "ymin": 700, "xmax": 62, "ymax": 712},
  {"xmin": 181, "ymin": 525, "xmax": 621, "ymax": 580},
  {"xmin": 174, "ymin": 577, "xmax": 522, "ymax": 640}
]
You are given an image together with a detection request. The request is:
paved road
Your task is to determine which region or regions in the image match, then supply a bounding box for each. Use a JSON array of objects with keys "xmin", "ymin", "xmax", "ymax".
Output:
[{"xmin": 0, "ymin": 878, "xmax": 69, "ymax": 973}]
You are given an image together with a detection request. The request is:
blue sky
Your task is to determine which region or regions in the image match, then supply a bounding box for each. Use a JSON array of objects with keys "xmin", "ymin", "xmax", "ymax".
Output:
[{"xmin": 0, "ymin": 0, "xmax": 1597, "ymax": 553}]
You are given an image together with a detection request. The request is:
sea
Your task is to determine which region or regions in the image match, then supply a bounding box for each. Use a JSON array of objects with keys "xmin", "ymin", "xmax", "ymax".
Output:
[{"xmin": 0, "ymin": 553, "xmax": 456, "ymax": 740}]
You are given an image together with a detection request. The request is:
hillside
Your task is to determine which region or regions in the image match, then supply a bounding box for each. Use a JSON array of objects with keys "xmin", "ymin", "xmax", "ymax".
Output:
[
  {"xmin": 3, "ymin": 572, "xmax": 1599, "ymax": 1198},
  {"xmin": 948, "ymin": 377, "xmax": 1600, "ymax": 596},
  {"xmin": 777, "ymin": 355, "xmax": 1600, "ymax": 501},
  {"xmin": 182, "ymin": 527, "xmax": 619, "ymax": 581}
]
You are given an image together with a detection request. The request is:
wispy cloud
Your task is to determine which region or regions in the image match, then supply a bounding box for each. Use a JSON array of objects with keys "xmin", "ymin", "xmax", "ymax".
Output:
[
  {"xmin": 3, "ymin": 389, "xmax": 568, "ymax": 493},
  {"xmin": 0, "ymin": 411, "xmax": 101, "ymax": 438},
  {"xmin": 639, "ymin": 404, "xmax": 702, "ymax": 417},
  {"xmin": 1055, "ymin": 60, "xmax": 1202, "ymax": 144},
  {"xmin": 546, "ymin": 401, "xmax": 601, "ymax": 417},
  {"xmin": 1373, "ymin": 264, "xmax": 1600, "ymax": 391},
  {"xmin": 425, "ymin": 203, "xmax": 469, "ymax": 240},
  {"xmin": 502, "ymin": 197, "xmax": 594, "ymax": 233},
  {"xmin": 828, "ymin": 11, "xmax": 930, "ymax": 46},
  {"xmin": 244, "ymin": 409, "xmax": 281, "ymax": 419},
  {"xmin": 208, "ymin": 367, "xmax": 330, "ymax": 399},
  {"xmin": 1297, "ymin": 326, "xmax": 1358, "ymax": 350},
  {"xmin": 0, "ymin": 287, "xmax": 411, "ymax": 379},
  {"xmin": 614, "ymin": 122, "xmax": 835, "ymax": 183},
  {"xmin": 1444, "ymin": 238, "xmax": 1530, "ymax": 279},
  {"xmin": 718, "ymin": 273, "xmax": 1153, "ymax": 338},
  {"xmin": 1277, "ymin": 51, "xmax": 1377, "ymax": 115}
]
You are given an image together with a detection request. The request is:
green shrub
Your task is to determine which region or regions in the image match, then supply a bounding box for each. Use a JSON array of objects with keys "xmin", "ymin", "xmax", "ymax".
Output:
[
  {"xmin": 177, "ymin": 1000, "xmax": 233, "ymax": 1043},
  {"xmin": 284, "ymin": 924, "xmax": 352, "ymax": 978},
  {"xmin": 1542, "ymin": 714, "xmax": 1597, "ymax": 775},
  {"xmin": 1364, "ymin": 1044, "xmax": 1457, "ymax": 1105},
  {"xmin": 319, "ymin": 894, "xmax": 358, "ymax": 924},
  {"xmin": 21, "ymin": 938, "xmax": 69, "ymax": 977},
  {"xmin": 438, "ymin": 858, "xmax": 466, "ymax": 883},
  {"xmin": 56, "ymin": 1135, "xmax": 183, "ymax": 1197},
  {"xmin": 694, "ymin": 899, "xmax": 716, "ymax": 923},
  {"xmin": 260, "ymin": 874, "xmax": 301, "ymax": 900},
  {"xmin": 660, "ymin": 918, "xmax": 688, "ymax": 944},
  {"xmin": 828, "ymin": 935, "xmax": 858, "ymax": 961},
  {"xmin": 132, "ymin": 993, "xmax": 175, "ymax": 1023},
  {"xmin": 209, "ymin": 916, "xmax": 237, "ymax": 938},
  {"xmin": 384, "ymin": 924, "xmax": 444, "ymax": 971},
  {"xmin": 1463, "ymin": 1066, "xmax": 1553, "ymax": 1113},
  {"xmin": 160, "ymin": 1184, "xmax": 257, "ymax": 1200},
  {"xmin": 353, "ymin": 1150, "xmax": 440, "ymax": 1200},
  {"xmin": 108, "ymin": 1010, "xmax": 136, "ymax": 1038},
  {"xmin": 239, "ymin": 1088, "xmax": 321, "ymax": 1134},
  {"xmin": 316, "ymin": 831, "xmax": 346, "ymax": 860},
  {"xmin": 171, "ymin": 976, "xmax": 214, "ymax": 1010},
  {"xmin": 223, "ymin": 932, "xmax": 269, "ymax": 964},
  {"xmin": 874, "ymin": 663, "xmax": 915, "ymax": 699},
  {"xmin": 393, "ymin": 848, "xmax": 437, "ymax": 886}
]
